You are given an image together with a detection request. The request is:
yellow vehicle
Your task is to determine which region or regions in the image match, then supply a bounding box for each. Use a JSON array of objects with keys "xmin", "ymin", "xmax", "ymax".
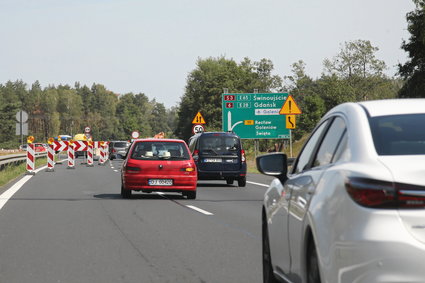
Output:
[{"xmin": 73, "ymin": 133, "xmax": 92, "ymax": 157}]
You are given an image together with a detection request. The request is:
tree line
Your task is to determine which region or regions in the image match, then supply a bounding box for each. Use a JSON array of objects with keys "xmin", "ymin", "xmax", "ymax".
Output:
[
  {"xmin": 1, "ymin": 1, "xmax": 423, "ymax": 150},
  {"xmin": 0, "ymin": 81, "xmax": 177, "ymax": 148}
]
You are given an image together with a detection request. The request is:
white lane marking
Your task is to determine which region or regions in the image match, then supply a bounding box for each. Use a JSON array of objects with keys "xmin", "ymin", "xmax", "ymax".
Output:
[
  {"xmin": 186, "ymin": 205, "xmax": 214, "ymax": 216},
  {"xmin": 0, "ymin": 165, "xmax": 46, "ymax": 211},
  {"xmin": 0, "ymin": 176, "xmax": 32, "ymax": 211},
  {"xmin": 247, "ymin": 181, "xmax": 269, "ymax": 188},
  {"xmin": 111, "ymin": 166, "xmax": 114, "ymax": 169},
  {"xmin": 155, "ymin": 192, "xmax": 213, "ymax": 215},
  {"xmin": 114, "ymin": 170, "xmax": 119, "ymax": 172}
]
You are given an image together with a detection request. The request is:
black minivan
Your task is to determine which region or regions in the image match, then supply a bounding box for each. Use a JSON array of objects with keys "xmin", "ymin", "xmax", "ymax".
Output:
[{"xmin": 188, "ymin": 132, "xmax": 247, "ymax": 187}]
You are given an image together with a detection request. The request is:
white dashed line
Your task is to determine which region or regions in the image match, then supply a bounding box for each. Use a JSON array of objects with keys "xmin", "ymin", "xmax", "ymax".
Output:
[
  {"xmin": 114, "ymin": 170, "xmax": 119, "ymax": 172},
  {"xmin": 186, "ymin": 205, "xmax": 214, "ymax": 215},
  {"xmin": 247, "ymin": 181, "xmax": 269, "ymax": 188}
]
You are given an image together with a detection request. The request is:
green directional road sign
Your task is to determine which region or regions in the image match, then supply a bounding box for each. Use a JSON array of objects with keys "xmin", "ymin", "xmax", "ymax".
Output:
[{"xmin": 222, "ymin": 93, "xmax": 290, "ymax": 139}]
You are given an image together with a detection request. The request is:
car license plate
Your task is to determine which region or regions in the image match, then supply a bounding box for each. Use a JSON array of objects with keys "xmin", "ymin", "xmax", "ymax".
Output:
[
  {"xmin": 148, "ymin": 179, "xmax": 173, "ymax": 186},
  {"xmin": 204, "ymin": 158, "xmax": 222, "ymax": 163}
]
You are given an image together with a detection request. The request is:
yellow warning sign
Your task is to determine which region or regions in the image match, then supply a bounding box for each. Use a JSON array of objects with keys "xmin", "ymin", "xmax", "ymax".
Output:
[
  {"xmin": 244, "ymin": 120, "xmax": 254, "ymax": 125},
  {"xmin": 192, "ymin": 112, "xmax": 206, "ymax": 124},
  {"xmin": 279, "ymin": 95, "xmax": 302, "ymax": 115},
  {"xmin": 286, "ymin": 115, "xmax": 296, "ymax": 129}
]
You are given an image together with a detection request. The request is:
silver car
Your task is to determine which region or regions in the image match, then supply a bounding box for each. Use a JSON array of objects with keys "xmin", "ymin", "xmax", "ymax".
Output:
[
  {"xmin": 257, "ymin": 99, "xmax": 425, "ymax": 283},
  {"xmin": 109, "ymin": 141, "xmax": 130, "ymax": 160}
]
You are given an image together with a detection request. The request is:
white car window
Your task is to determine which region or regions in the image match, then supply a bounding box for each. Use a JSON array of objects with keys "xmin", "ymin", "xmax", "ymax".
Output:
[
  {"xmin": 293, "ymin": 120, "xmax": 329, "ymax": 174},
  {"xmin": 313, "ymin": 117, "xmax": 346, "ymax": 167}
]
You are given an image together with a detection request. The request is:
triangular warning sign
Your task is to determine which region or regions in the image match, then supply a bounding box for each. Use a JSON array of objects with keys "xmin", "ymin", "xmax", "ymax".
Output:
[
  {"xmin": 279, "ymin": 95, "xmax": 302, "ymax": 115},
  {"xmin": 192, "ymin": 112, "xmax": 206, "ymax": 124}
]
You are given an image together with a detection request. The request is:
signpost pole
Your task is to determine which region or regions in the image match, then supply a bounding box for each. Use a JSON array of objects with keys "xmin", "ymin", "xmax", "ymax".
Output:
[
  {"xmin": 289, "ymin": 129, "xmax": 293, "ymax": 158},
  {"xmin": 20, "ymin": 111, "xmax": 23, "ymax": 146}
]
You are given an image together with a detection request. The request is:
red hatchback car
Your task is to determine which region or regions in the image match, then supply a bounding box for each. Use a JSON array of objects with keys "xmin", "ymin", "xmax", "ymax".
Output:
[{"xmin": 121, "ymin": 139, "xmax": 197, "ymax": 199}]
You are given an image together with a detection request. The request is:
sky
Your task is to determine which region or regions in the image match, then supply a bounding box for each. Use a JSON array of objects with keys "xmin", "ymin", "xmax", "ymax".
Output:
[{"xmin": 0, "ymin": 0, "xmax": 416, "ymax": 108}]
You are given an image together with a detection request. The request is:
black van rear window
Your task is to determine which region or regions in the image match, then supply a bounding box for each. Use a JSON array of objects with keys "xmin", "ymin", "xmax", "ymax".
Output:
[
  {"xmin": 200, "ymin": 136, "xmax": 239, "ymax": 156},
  {"xmin": 113, "ymin": 142, "xmax": 128, "ymax": 148}
]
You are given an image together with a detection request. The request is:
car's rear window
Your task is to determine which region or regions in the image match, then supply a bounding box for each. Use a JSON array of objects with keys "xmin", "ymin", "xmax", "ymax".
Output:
[
  {"xmin": 370, "ymin": 114, "xmax": 425, "ymax": 155},
  {"xmin": 199, "ymin": 136, "xmax": 240, "ymax": 156},
  {"xmin": 130, "ymin": 141, "xmax": 190, "ymax": 160},
  {"xmin": 113, "ymin": 142, "xmax": 128, "ymax": 148}
]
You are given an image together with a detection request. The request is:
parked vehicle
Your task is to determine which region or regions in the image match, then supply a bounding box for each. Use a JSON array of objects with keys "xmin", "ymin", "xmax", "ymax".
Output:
[
  {"xmin": 34, "ymin": 143, "xmax": 46, "ymax": 152},
  {"xmin": 121, "ymin": 139, "xmax": 197, "ymax": 199},
  {"xmin": 19, "ymin": 144, "xmax": 28, "ymax": 151},
  {"xmin": 257, "ymin": 99, "xmax": 425, "ymax": 283},
  {"xmin": 109, "ymin": 141, "xmax": 130, "ymax": 160},
  {"xmin": 73, "ymin": 133, "xmax": 89, "ymax": 158},
  {"xmin": 188, "ymin": 132, "xmax": 247, "ymax": 187}
]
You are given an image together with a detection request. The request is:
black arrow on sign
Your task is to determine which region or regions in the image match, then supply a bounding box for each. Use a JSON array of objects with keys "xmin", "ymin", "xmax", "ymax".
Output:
[{"xmin": 288, "ymin": 116, "xmax": 294, "ymax": 128}]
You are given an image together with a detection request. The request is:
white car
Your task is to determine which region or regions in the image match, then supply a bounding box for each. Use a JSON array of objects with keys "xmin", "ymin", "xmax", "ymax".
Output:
[{"xmin": 257, "ymin": 99, "xmax": 425, "ymax": 283}]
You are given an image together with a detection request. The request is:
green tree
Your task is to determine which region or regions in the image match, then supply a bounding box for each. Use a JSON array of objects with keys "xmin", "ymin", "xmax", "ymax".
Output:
[
  {"xmin": 284, "ymin": 61, "xmax": 326, "ymax": 140},
  {"xmin": 398, "ymin": 0, "xmax": 425, "ymax": 98},
  {"xmin": 323, "ymin": 40, "xmax": 386, "ymax": 79},
  {"xmin": 321, "ymin": 40, "xmax": 397, "ymax": 109},
  {"xmin": 149, "ymin": 100, "xmax": 170, "ymax": 135},
  {"xmin": 116, "ymin": 92, "xmax": 152, "ymax": 139}
]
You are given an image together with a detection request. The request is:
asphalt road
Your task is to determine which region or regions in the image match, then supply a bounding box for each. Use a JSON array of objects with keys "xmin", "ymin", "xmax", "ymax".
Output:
[{"xmin": 0, "ymin": 159, "xmax": 275, "ymax": 283}]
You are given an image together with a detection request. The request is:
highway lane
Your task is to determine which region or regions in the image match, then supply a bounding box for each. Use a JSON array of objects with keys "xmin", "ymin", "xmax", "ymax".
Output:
[{"xmin": 0, "ymin": 159, "xmax": 275, "ymax": 283}]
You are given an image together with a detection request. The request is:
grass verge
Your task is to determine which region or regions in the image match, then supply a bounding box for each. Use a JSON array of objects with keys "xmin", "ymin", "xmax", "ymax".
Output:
[{"xmin": 0, "ymin": 157, "xmax": 47, "ymax": 188}]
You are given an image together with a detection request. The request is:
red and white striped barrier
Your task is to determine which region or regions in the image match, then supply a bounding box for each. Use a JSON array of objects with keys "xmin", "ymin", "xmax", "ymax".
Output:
[
  {"xmin": 53, "ymin": 141, "xmax": 69, "ymax": 152},
  {"xmin": 26, "ymin": 143, "xmax": 35, "ymax": 175},
  {"xmin": 104, "ymin": 143, "xmax": 109, "ymax": 160},
  {"xmin": 46, "ymin": 144, "xmax": 55, "ymax": 172},
  {"xmin": 67, "ymin": 143, "xmax": 75, "ymax": 169},
  {"xmin": 98, "ymin": 143, "xmax": 106, "ymax": 165},
  {"xmin": 87, "ymin": 143, "xmax": 94, "ymax": 167}
]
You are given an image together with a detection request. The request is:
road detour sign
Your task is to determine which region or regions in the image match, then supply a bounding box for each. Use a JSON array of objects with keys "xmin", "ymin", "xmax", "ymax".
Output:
[{"xmin": 222, "ymin": 93, "xmax": 290, "ymax": 139}]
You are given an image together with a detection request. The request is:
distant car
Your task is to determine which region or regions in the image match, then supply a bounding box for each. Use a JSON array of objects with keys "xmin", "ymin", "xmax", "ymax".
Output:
[
  {"xmin": 109, "ymin": 141, "xmax": 130, "ymax": 160},
  {"xmin": 121, "ymin": 139, "xmax": 197, "ymax": 199},
  {"xmin": 33, "ymin": 143, "xmax": 46, "ymax": 152},
  {"xmin": 257, "ymin": 99, "xmax": 425, "ymax": 283},
  {"xmin": 19, "ymin": 144, "xmax": 28, "ymax": 151},
  {"xmin": 188, "ymin": 132, "xmax": 247, "ymax": 187}
]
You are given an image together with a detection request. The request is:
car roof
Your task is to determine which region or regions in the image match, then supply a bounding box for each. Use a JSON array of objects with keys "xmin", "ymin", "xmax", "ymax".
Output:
[
  {"xmin": 193, "ymin": 132, "xmax": 240, "ymax": 138},
  {"xmin": 358, "ymin": 99, "xmax": 425, "ymax": 117},
  {"xmin": 132, "ymin": 138, "xmax": 186, "ymax": 143}
]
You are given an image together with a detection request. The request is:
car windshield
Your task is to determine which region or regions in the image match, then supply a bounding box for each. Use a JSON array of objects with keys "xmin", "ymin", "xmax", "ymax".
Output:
[
  {"xmin": 114, "ymin": 142, "xmax": 128, "ymax": 148},
  {"xmin": 131, "ymin": 141, "xmax": 190, "ymax": 160},
  {"xmin": 199, "ymin": 136, "xmax": 239, "ymax": 156},
  {"xmin": 370, "ymin": 113, "xmax": 425, "ymax": 155}
]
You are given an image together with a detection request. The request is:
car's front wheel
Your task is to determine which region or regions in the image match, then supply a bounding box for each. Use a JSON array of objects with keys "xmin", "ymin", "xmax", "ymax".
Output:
[
  {"xmin": 263, "ymin": 213, "xmax": 278, "ymax": 283},
  {"xmin": 121, "ymin": 184, "xmax": 132, "ymax": 199}
]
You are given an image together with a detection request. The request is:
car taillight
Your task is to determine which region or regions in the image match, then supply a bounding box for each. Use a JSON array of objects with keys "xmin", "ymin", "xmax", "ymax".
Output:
[
  {"xmin": 125, "ymin": 166, "xmax": 141, "ymax": 173},
  {"xmin": 193, "ymin": 150, "xmax": 199, "ymax": 161},
  {"xmin": 241, "ymin": 149, "xmax": 246, "ymax": 163},
  {"xmin": 345, "ymin": 177, "xmax": 425, "ymax": 209}
]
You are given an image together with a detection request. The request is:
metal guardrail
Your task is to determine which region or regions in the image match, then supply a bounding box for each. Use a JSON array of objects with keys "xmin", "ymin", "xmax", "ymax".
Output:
[{"xmin": 0, "ymin": 152, "xmax": 47, "ymax": 171}]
